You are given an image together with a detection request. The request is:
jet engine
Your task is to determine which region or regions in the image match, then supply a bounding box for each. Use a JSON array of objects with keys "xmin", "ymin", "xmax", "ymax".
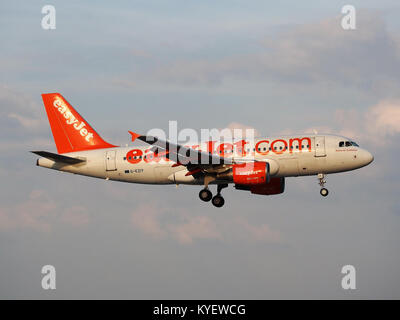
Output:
[{"xmin": 235, "ymin": 177, "xmax": 285, "ymax": 195}]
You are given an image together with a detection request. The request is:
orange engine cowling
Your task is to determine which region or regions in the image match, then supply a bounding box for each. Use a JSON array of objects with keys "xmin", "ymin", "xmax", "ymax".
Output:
[
  {"xmin": 235, "ymin": 177, "xmax": 285, "ymax": 195},
  {"xmin": 232, "ymin": 162, "xmax": 270, "ymax": 185}
]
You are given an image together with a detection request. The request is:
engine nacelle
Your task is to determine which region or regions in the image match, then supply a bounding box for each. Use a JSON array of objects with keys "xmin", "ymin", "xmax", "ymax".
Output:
[
  {"xmin": 232, "ymin": 162, "xmax": 270, "ymax": 185},
  {"xmin": 235, "ymin": 177, "xmax": 285, "ymax": 195}
]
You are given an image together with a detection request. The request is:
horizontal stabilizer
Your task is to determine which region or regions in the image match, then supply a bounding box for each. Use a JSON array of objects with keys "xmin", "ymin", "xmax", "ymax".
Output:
[{"xmin": 31, "ymin": 151, "xmax": 86, "ymax": 164}]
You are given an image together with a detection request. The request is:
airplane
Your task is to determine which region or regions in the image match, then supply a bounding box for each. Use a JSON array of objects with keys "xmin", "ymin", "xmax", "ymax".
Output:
[{"xmin": 32, "ymin": 93, "xmax": 374, "ymax": 208}]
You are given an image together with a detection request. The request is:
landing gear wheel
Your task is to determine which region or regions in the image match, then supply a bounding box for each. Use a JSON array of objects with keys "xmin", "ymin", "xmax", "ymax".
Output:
[
  {"xmin": 212, "ymin": 195, "xmax": 225, "ymax": 208},
  {"xmin": 199, "ymin": 189, "xmax": 212, "ymax": 202},
  {"xmin": 320, "ymin": 188, "xmax": 329, "ymax": 197}
]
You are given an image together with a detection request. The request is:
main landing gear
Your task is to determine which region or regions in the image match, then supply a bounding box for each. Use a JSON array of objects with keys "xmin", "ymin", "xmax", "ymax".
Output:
[
  {"xmin": 199, "ymin": 183, "xmax": 228, "ymax": 208},
  {"xmin": 318, "ymin": 173, "xmax": 329, "ymax": 197}
]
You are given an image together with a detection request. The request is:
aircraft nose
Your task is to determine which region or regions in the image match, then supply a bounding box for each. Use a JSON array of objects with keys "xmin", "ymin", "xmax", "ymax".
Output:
[{"xmin": 359, "ymin": 149, "xmax": 374, "ymax": 166}]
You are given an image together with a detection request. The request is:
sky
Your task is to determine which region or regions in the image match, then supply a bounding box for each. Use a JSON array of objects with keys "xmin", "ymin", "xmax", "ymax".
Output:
[{"xmin": 1, "ymin": 0, "xmax": 400, "ymax": 299}]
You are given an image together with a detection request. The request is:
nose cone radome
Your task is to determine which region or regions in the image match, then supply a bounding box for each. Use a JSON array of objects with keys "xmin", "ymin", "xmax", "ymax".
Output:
[{"xmin": 359, "ymin": 149, "xmax": 374, "ymax": 167}]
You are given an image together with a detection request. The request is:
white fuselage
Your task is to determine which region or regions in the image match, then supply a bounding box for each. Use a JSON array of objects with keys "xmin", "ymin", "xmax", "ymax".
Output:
[{"xmin": 37, "ymin": 134, "xmax": 373, "ymax": 185}]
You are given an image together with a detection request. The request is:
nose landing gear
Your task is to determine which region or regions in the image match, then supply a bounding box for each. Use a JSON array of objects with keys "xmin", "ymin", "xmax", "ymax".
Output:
[
  {"xmin": 318, "ymin": 173, "xmax": 329, "ymax": 197},
  {"xmin": 320, "ymin": 188, "xmax": 329, "ymax": 197}
]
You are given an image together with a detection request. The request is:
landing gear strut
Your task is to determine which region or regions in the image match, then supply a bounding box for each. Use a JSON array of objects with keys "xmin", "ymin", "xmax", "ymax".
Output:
[
  {"xmin": 318, "ymin": 173, "xmax": 329, "ymax": 197},
  {"xmin": 199, "ymin": 175, "xmax": 215, "ymax": 202}
]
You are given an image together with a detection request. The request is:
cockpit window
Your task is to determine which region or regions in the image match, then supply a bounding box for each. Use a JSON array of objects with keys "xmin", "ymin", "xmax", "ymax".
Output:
[
  {"xmin": 339, "ymin": 140, "xmax": 359, "ymax": 147},
  {"xmin": 351, "ymin": 141, "xmax": 359, "ymax": 147}
]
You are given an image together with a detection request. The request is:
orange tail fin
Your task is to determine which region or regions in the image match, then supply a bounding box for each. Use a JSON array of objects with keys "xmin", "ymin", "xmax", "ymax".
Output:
[{"xmin": 41, "ymin": 93, "xmax": 116, "ymax": 154}]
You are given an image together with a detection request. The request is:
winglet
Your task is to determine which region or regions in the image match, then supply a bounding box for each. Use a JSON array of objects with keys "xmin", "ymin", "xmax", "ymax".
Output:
[{"xmin": 128, "ymin": 131, "xmax": 141, "ymax": 142}]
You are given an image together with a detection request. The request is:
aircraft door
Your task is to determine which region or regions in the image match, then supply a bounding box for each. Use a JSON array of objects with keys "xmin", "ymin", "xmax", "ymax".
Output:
[
  {"xmin": 315, "ymin": 136, "xmax": 326, "ymax": 157},
  {"xmin": 106, "ymin": 150, "xmax": 117, "ymax": 171}
]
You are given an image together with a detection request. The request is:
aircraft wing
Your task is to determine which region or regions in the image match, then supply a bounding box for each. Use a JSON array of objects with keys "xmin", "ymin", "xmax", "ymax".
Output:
[{"xmin": 129, "ymin": 131, "xmax": 235, "ymax": 177}]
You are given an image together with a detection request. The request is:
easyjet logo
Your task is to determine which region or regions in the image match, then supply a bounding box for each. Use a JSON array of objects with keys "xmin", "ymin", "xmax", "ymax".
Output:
[
  {"xmin": 125, "ymin": 137, "xmax": 312, "ymax": 164},
  {"xmin": 236, "ymin": 169, "xmax": 263, "ymax": 176},
  {"xmin": 53, "ymin": 99, "xmax": 93, "ymax": 142}
]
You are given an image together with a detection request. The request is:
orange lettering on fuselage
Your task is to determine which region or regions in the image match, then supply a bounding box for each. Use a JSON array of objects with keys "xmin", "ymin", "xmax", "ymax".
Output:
[
  {"xmin": 126, "ymin": 149, "xmax": 143, "ymax": 164},
  {"xmin": 270, "ymin": 139, "xmax": 288, "ymax": 155},
  {"xmin": 255, "ymin": 140, "xmax": 270, "ymax": 155},
  {"xmin": 288, "ymin": 137, "xmax": 311, "ymax": 153},
  {"xmin": 216, "ymin": 143, "xmax": 234, "ymax": 157},
  {"xmin": 125, "ymin": 137, "xmax": 312, "ymax": 164},
  {"xmin": 234, "ymin": 140, "xmax": 248, "ymax": 156}
]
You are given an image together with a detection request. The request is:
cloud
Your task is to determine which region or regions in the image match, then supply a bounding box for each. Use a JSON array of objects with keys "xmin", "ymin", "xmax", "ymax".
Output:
[
  {"xmin": 133, "ymin": 10, "xmax": 400, "ymax": 95},
  {"xmin": 0, "ymin": 85, "xmax": 45, "ymax": 132},
  {"xmin": 111, "ymin": 78, "xmax": 136, "ymax": 89},
  {"xmin": 331, "ymin": 99, "xmax": 400, "ymax": 146},
  {"xmin": 130, "ymin": 203, "xmax": 283, "ymax": 245},
  {"xmin": 61, "ymin": 206, "xmax": 90, "ymax": 227},
  {"xmin": 7, "ymin": 113, "xmax": 42, "ymax": 129},
  {"xmin": 0, "ymin": 190, "xmax": 55, "ymax": 232},
  {"xmin": 0, "ymin": 85, "xmax": 52, "ymax": 153},
  {"xmin": 131, "ymin": 205, "xmax": 221, "ymax": 243},
  {"xmin": 257, "ymin": 11, "xmax": 400, "ymax": 88},
  {"xmin": 167, "ymin": 216, "xmax": 222, "ymax": 244},
  {"xmin": 131, "ymin": 204, "xmax": 167, "ymax": 239},
  {"xmin": 130, "ymin": 49, "xmax": 151, "ymax": 58},
  {"xmin": 277, "ymin": 98, "xmax": 400, "ymax": 148},
  {"xmin": 233, "ymin": 217, "xmax": 282, "ymax": 243},
  {"xmin": 222, "ymin": 122, "xmax": 261, "ymax": 138},
  {"xmin": 0, "ymin": 190, "xmax": 90, "ymax": 232},
  {"xmin": 365, "ymin": 100, "xmax": 400, "ymax": 138}
]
